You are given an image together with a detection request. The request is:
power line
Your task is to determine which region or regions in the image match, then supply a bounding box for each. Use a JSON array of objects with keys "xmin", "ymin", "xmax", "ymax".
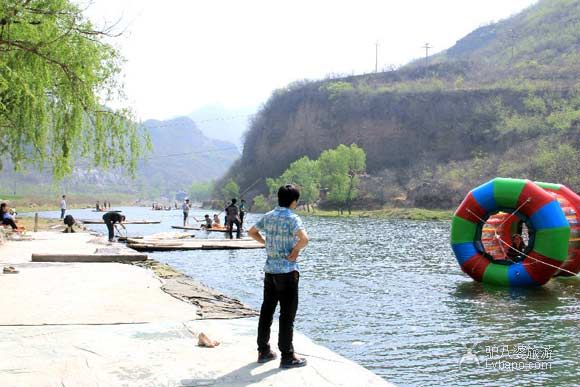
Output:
[
  {"xmin": 138, "ymin": 114, "xmax": 254, "ymax": 131},
  {"xmin": 139, "ymin": 146, "xmax": 240, "ymax": 161}
]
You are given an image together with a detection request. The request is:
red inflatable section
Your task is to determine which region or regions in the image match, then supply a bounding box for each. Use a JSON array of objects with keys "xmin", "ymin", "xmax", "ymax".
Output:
[{"xmin": 541, "ymin": 185, "xmax": 580, "ymax": 276}]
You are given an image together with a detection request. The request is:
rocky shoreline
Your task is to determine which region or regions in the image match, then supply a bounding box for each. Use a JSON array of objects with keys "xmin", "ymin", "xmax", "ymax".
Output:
[{"xmin": 134, "ymin": 259, "xmax": 258, "ymax": 319}]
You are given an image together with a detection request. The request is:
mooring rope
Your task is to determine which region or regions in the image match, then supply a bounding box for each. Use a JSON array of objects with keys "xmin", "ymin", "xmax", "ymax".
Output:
[
  {"xmin": 497, "ymin": 197, "xmax": 531, "ymax": 228},
  {"xmin": 495, "ymin": 236, "xmax": 577, "ymax": 276}
]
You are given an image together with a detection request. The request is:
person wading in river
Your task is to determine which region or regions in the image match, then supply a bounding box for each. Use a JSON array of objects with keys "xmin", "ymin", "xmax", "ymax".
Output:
[{"xmin": 248, "ymin": 184, "xmax": 309, "ymax": 369}]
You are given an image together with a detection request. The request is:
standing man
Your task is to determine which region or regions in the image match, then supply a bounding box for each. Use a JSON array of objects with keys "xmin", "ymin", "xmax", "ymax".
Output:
[
  {"xmin": 248, "ymin": 184, "xmax": 309, "ymax": 369},
  {"xmin": 225, "ymin": 198, "xmax": 242, "ymax": 239},
  {"xmin": 60, "ymin": 195, "xmax": 67, "ymax": 219},
  {"xmin": 102, "ymin": 211, "xmax": 125, "ymax": 242},
  {"xmin": 182, "ymin": 198, "xmax": 191, "ymax": 227},
  {"xmin": 239, "ymin": 199, "xmax": 247, "ymax": 228}
]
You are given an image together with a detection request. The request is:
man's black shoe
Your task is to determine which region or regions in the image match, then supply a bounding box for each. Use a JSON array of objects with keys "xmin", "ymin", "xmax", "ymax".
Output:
[
  {"xmin": 257, "ymin": 350, "xmax": 277, "ymax": 363},
  {"xmin": 280, "ymin": 356, "xmax": 307, "ymax": 369}
]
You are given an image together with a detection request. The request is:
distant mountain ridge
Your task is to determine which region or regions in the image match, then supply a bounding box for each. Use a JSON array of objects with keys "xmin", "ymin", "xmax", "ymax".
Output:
[
  {"xmin": 138, "ymin": 116, "xmax": 239, "ymax": 192},
  {"xmin": 189, "ymin": 104, "xmax": 257, "ymax": 148},
  {"xmin": 0, "ymin": 116, "xmax": 239, "ymax": 198}
]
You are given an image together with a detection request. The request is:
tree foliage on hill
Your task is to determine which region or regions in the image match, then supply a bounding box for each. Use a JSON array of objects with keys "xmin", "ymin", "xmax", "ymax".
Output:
[
  {"xmin": 0, "ymin": 0, "xmax": 145, "ymax": 178},
  {"xmin": 221, "ymin": 179, "xmax": 239, "ymax": 201},
  {"xmin": 189, "ymin": 181, "xmax": 214, "ymax": 202},
  {"xmin": 319, "ymin": 144, "xmax": 366, "ymax": 214},
  {"xmin": 264, "ymin": 144, "xmax": 366, "ymax": 214},
  {"xmin": 266, "ymin": 156, "xmax": 320, "ymax": 211}
]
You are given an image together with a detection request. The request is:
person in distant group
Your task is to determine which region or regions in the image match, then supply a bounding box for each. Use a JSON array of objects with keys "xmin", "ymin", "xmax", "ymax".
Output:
[
  {"xmin": 239, "ymin": 199, "xmax": 247, "ymax": 227},
  {"xmin": 182, "ymin": 198, "xmax": 191, "ymax": 227},
  {"xmin": 507, "ymin": 233, "xmax": 526, "ymax": 263},
  {"xmin": 201, "ymin": 214, "xmax": 213, "ymax": 229},
  {"xmin": 247, "ymin": 184, "xmax": 309, "ymax": 368},
  {"xmin": 1, "ymin": 202, "xmax": 20, "ymax": 230},
  {"xmin": 60, "ymin": 195, "xmax": 67, "ymax": 219},
  {"xmin": 225, "ymin": 198, "xmax": 242, "ymax": 239},
  {"xmin": 213, "ymin": 214, "xmax": 221, "ymax": 228},
  {"xmin": 102, "ymin": 211, "xmax": 125, "ymax": 242},
  {"xmin": 96, "ymin": 201, "xmax": 101, "ymax": 212}
]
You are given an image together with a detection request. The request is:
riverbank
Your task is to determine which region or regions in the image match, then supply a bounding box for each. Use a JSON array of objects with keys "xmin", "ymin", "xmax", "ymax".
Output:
[
  {"xmin": 0, "ymin": 230, "xmax": 391, "ymax": 386},
  {"xmin": 298, "ymin": 206, "xmax": 452, "ymax": 220},
  {"xmin": 0, "ymin": 193, "xmax": 139, "ymax": 213}
]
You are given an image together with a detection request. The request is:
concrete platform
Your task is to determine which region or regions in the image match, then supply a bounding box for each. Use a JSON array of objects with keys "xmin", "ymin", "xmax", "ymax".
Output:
[
  {"xmin": 31, "ymin": 253, "xmax": 147, "ymax": 262},
  {"xmin": 0, "ymin": 231, "xmax": 392, "ymax": 386}
]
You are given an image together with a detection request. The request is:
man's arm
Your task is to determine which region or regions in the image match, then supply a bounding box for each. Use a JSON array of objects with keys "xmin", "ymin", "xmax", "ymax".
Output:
[
  {"xmin": 287, "ymin": 229, "xmax": 309, "ymax": 262},
  {"xmin": 248, "ymin": 226, "xmax": 265, "ymax": 245}
]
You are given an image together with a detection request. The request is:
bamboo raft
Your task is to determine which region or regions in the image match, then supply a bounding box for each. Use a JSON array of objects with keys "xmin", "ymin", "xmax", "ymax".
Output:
[
  {"xmin": 79, "ymin": 219, "xmax": 161, "ymax": 225},
  {"xmin": 127, "ymin": 237, "xmax": 263, "ymax": 252}
]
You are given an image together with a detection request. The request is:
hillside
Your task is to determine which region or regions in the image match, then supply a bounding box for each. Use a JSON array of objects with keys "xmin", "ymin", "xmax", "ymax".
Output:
[
  {"xmin": 137, "ymin": 117, "xmax": 239, "ymax": 194},
  {"xmin": 219, "ymin": 0, "xmax": 580, "ymax": 209},
  {"xmin": 0, "ymin": 117, "xmax": 239, "ymax": 199}
]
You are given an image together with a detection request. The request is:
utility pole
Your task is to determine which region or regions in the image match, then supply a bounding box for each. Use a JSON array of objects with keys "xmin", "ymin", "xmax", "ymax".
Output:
[
  {"xmin": 508, "ymin": 29, "xmax": 517, "ymax": 63},
  {"xmin": 375, "ymin": 41, "xmax": 380, "ymax": 73},
  {"xmin": 422, "ymin": 42, "xmax": 433, "ymax": 67}
]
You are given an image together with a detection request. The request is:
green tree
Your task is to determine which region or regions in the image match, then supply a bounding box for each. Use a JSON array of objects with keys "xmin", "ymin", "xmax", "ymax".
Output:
[
  {"xmin": 266, "ymin": 177, "xmax": 281, "ymax": 199},
  {"xmin": 0, "ymin": 0, "xmax": 146, "ymax": 178},
  {"xmin": 251, "ymin": 194, "xmax": 270, "ymax": 213},
  {"xmin": 318, "ymin": 144, "xmax": 366, "ymax": 214},
  {"xmin": 221, "ymin": 179, "xmax": 240, "ymax": 201},
  {"xmin": 189, "ymin": 181, "xmax": 214, "ymax": 202},
  {"xmin": 277, "ymin": 156, "xmax": 320, "ymax": 212}
]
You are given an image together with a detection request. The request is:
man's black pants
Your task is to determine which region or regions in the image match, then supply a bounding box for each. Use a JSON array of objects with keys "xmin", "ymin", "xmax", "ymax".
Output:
[
  {"xmin": 257, "ymin": 271, "xmax": 299, "ymax": 360},
  {"xmin": 104, "ymin": 220, "xmax": 115, "ymax": 241},
  {"xmin": 227, "ymin": 218, "xmax": 241, "ymax": 239}
]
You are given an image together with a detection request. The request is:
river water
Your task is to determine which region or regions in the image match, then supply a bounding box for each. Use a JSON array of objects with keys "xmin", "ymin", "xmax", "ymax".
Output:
[{"xmin": 38, "ymin": 207, "xmax": 579, "ymax": 386}]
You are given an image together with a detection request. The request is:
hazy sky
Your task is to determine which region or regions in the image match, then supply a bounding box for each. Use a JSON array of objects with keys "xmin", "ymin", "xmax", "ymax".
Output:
[{"xmin": 83, "ymin": 0, "xmax": 538, "ymax": 121}]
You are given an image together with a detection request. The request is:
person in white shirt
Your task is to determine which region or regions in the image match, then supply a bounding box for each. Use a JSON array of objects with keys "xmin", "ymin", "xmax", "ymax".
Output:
[
  {"xmin": 182, "ymin": 198, "xmax": 191, "ymax": 226},
  {"xmin": 60, "ymin": 195, "xmax": 67, "ymax": 219}
]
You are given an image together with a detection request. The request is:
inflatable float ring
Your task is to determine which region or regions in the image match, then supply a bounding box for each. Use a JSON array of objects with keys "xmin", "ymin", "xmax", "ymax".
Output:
[{"xmin": 451, "ymin": 178, "xmax": 570, "ymax": 286}]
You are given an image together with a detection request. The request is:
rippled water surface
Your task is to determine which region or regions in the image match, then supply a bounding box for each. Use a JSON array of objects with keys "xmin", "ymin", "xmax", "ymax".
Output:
[{"xmin": 39, "ymin": 207, "xmax": 580, "ymax": 386}]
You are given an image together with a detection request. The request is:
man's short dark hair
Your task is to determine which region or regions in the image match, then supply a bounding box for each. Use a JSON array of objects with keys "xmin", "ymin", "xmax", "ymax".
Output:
[
  {"xmin": 231, "ymin": 198, "xmax": 237, "ymax": 204},
  {"xmin": 278, "ymin": 184, "xmax": 300, "ymax": 207}
]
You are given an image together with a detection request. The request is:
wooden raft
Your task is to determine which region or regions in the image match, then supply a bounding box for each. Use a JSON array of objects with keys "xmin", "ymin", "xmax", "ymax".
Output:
[
  {"xmin": 127, "ymin": 237, "xmax": 264, "ymax": 252},
  {"xmin": 79, "ymin": 219, "xmax": 161, "ymax": 225}
]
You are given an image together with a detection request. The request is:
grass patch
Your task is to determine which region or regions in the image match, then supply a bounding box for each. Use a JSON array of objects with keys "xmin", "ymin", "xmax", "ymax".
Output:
[
  {"xmin": 297, "ymin": 207, "xmax": 452, "ymax": 221},
  {"xmin": 0, "ymin": 193, "xmax": 137, "ymax": 213},
  {"xmin": 13, "ymin": 216, "xmax": 63, "ymax": 232}
]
